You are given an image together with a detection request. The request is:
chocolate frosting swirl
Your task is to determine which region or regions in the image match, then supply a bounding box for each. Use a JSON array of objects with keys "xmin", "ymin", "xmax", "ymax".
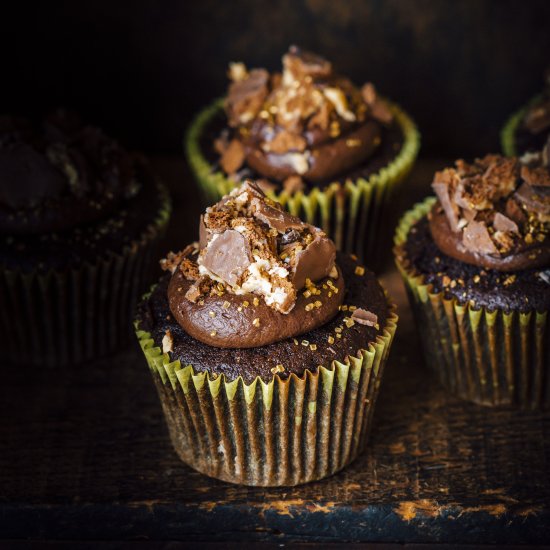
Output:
[
  {"xmin": 162, "ymin": 180, "xmax": 345, "ymax": 348},
  {"xmin": 0, "ymin": 111, "xmax": 139, "ymax": 235},
  {"xmin": 429, "ymin": 155, "xmax": 550, "ymax": 272},
  {"xmin": 217, "ymin": 46, "xmax": 393, "ymax": 186}
]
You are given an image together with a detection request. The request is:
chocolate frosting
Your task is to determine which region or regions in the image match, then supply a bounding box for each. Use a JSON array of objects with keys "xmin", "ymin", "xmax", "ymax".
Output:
[
  {"xmin": 168, "ymin": 264, "xmax": 344, "ymax": 348},
  {"xmin": 0, "ymin": 111, "xmax": 139, "ymax": 235},
  {"xmin": 218, "ymin": 46, "xmax": 391, "ymax": 183},
  {"xmin": 163, "ymin": 180, "xmax": 346, "ymax": 348},
  {"xmin": 429, "ymin": 155, "xmax": 550, "ymax": 272}
]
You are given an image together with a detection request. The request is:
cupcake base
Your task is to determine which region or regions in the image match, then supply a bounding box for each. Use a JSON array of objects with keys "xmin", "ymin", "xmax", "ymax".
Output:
[
  {"xmin": 185, "ymin": 98, "xmax": 420, "ymax": 268},
  {"xmin": 135, "ymin": 297, "xmax": 397, "ymax": 486},
  {"xmin": 394, "ymin": 198, "xmax": 550, "ymax": 409}
]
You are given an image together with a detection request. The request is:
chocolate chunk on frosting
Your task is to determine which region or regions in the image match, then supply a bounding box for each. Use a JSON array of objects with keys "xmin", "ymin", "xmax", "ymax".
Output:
[
  {"xmin": 220, "ymin": 46, "xmax": 389, "ymax": 182},
  {"xmin": 429, "ymin": 155, "xmax": 550, "ymax": 272},
  {"xmin": 161, "ymin": 180, "xmax": 346, "ymax": 348}
]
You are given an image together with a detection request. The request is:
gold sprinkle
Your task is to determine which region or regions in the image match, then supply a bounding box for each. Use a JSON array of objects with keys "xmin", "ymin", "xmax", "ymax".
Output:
[
  {"xmin": 346, "ymin": 138, "xmax": 362, "ymax": 147},
  {"xmin": 336, "ymin": 333, "xmax": 342, "ymax": 339},
  {"xmin": 271, "ymin": 364, "xmax": 285, "ymax": 374},
  {"xmin": 315, "ymin": 300, "xmax": 322, "ymax": 308},
  {"xmin": 210, "ymin": 330, "xmax": 217, "ymax": 337},
  {"xmin": 328, "ymin": 335, "xmax": 335, "ymax": 344},
  {"xmin": 303, "ymin": 290, "xmax": 312, "ymax": 298},
  {"xmin": 177, "ymin": 287, "xmax": 182, "ymax": 292},
  {"xmin": 350, "ymin": 254, "xmax": 358, "ymax": 260},
  {"xmin": 354, "ymin": 266, "xmax": 365, "ymax": 276},
  {"xmin": 243, "ymin": 301, "xmax": 249, "ymax": 308},
  {"xmin": 237, "ymin": 306, "xmax": 243, "ymax": 312},
  {"xmin": 349, "ymin": 305, "xmax": 357, "ymax": 311},
  {"xmin": 525, "ymin": 233, "xmax": 534, "ymax": 245},
  {"xmin": 217, "ymin": 283, "xmax": 225, "ymax": 292},
  {"xmin": 198, "ymin": 300, "xmax": 204, "ymax": 306},
  {"xmin": 223, "ymin": 301, "xmax": 230, "ymax": 309},
  {"xmin": 305, "ymin": 303, "xmax": 314, "ymax": 311},
  {"xmin": 334, "ymin": 327, "xmax": 342, "ymax": 333},
  {"xmin": 301, "ymin": 340, "xmax": 310, "ymax": 346},
  {"xmin": 253, "ymin": 297, "xmax": 260, "ymax": 306},
  {"xmin": 473, "ymin": 275, "xmax": 480, "ymax": 284},
  {"xmin": 209, "ymin": 311, "xmax": 216, "ymax": 318},
  {"xmin": 310, "ymin": 343, "xmax": 317, "ymax": 351},
  {"xmin": 293, "ymin": 338, "xmax": 299, "ymax": 345},
  {"xmin": 252, "ymin": 317, "xmax": 261, "ymax": 327},
  {"xmin": 344, "ymin": 317, "xmax": 355, "ymax": 328},
  {"xmin": 341, "ymin": 305, "xmax": 348, "ymax": 311},
  {"xmin": 328, "ymin": 291, "xmax": 333, "ymax": 297}
]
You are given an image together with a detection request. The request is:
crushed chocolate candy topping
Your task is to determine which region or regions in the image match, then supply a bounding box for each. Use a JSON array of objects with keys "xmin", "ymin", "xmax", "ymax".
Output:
[
  {"xmin": 186, "ymin": 180, "xmax": 338, "ymax": 314},
  {"xmin": 219, "ymin": 139, "xmax": 246, "ymax": 174},
  {"xmin": 521, "ymin": 164, "xmax": 550, "ymax": 187},
  {"xmin": 160, "ymin": 245, "xmax": 198, "ymax": 274},
  {"xmin": 493, "ymin": 212, "xmax": 519, "ymax": 234},
  {"xmin": 226, "ymin": 68, "xmax": 269, "ymax": 127},
  {"xmin": 361, "ymin": 83, "xmax": 393, "ymax": 124},
  {"xmin": 350, "ymin": 308, "xmax": 378, "ymax": 327},
  {"xmin": 282, "ymin": 45, "xmax": 333, "ymax": 82},
  {"xmin": 219, "ymin": 46, "xmax": 386, "ymax": 183},
  {"xmin": 429, "ymin": 154, "xmax": 550, "ymax": 271}
]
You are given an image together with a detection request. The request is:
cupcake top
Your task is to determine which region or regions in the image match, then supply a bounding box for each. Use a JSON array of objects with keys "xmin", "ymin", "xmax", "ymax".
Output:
[
  {"xmin": 215, "ymin": 46, "xmax": 394, "ymax": 190},
  {"xmin": 161, "ymin": 180, "xmax": 349, "ymax": 348},
  {"xmin": 429, "ymin": 154, "xmax": 550, "ymax": 272},
  {"xmin": 0, "ymin": 111, "xmax": 139, "ymax": 235}
]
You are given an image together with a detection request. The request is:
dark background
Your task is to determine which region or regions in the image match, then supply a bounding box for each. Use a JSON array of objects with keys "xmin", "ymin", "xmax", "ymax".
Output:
[{"xmin": 2, "ymin": 0, "xmax": 550, "ymax": 158}]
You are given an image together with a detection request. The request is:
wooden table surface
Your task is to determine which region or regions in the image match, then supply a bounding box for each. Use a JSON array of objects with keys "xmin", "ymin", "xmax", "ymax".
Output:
[{"xmin": 1, "ymin": 158, "xmax": 549, "ymax": 546}]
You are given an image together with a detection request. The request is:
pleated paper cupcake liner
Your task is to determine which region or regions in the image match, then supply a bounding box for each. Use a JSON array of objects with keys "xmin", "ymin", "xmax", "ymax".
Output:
[
  {"xmin": 501, "ymin": 94, "xmax": 543, "ymax": 157},
  {"xmin": 394, "ymin": 197, "xmax": 550, "ymax": 409},
  {"xmin": 185, "ymin": 98, "xmax": 420, "ymax": 268},
  {"xmin": 135, "ymin": 299, "xmax": 397, "ymax": 486},
  {"xmin": 0, "ymin": 185, "xmax": 171, "ymax": 367}
]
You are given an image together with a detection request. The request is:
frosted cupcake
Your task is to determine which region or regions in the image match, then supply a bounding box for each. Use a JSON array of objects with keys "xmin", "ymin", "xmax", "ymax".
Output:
[
  {"xmin": 0, "ymin": 111, "xmax": 171, "ymax": 366},
  {"xmin": 136, "ymin": 180, "xmax": 397, "ymax": 485},
  {"xmin": 395, "ymin": 155, "xmax": 549, "ymax": 408}
]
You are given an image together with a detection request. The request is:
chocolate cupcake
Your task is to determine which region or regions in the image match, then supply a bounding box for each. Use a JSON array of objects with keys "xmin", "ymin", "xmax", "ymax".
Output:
[
  {"xmin": 186, "ymin": 46, "xmax": 419, "ymax": 267},
  {"xmin": 394, "ymin": 155, "xmax": 550, "ymax": 408},
  {"xmin": 502, "ymin": 69, "xmax": 550, "ymax": 158},
  {"xmin": 0, "ymin": 111, "xmax": 171, "ymax": 366},
  {"xmin": 135, "ymin": 180, "xmax": 397, "ymax": 486}
]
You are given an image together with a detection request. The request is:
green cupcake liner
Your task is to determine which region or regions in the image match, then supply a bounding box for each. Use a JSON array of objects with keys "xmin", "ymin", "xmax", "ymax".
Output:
[
  {"xmin": 394, "ymin": 197, "xmax": 550, "ymax": 409},
  {"xmin": 135, "ymin": 297, "xmax": 397, "ymax": 486},
  {"xmin": 0, "ymin": 184, "xmax": 171, "ymax": 367},
  {"xmin": 185, "ymin": 98, "xmax": 420, "ymax": 267},
  {"xmin": 500, "ymin": 94, "xmax": 543, "ymax": 157}
]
